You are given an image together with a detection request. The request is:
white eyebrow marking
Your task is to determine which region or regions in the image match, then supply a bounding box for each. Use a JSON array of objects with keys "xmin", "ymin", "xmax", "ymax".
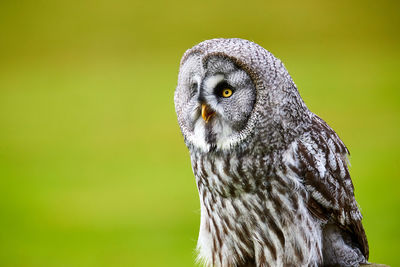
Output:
[
  {"xmin": 204, "ymin": 74, "xmax": 224, "ymax": 93},
  {"xmin": 193, "ymin": 75, "xmax": 201, "ymax": 85}
]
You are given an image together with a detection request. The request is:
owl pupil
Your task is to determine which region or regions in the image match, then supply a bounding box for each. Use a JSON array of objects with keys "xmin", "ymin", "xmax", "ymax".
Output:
[{"xmin": 214, "ymin": 81, "xmax": 233, "ymax": 98}]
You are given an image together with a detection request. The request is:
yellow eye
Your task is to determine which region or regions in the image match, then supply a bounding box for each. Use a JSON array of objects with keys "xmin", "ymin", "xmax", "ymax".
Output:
[{"xmin": 221, "ymin": 88, "xmax": 233, "ymax": 98}]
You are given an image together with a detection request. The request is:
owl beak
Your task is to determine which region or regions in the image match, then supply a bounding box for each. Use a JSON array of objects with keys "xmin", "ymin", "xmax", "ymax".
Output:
[{"xmin": 201, "ymin": 104, "xmax": 215, "ymax": 123}]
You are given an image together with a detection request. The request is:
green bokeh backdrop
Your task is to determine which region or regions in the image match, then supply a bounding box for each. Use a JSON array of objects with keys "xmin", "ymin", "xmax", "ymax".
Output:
[{"xmin": 0, "ymin": 0, "xmax": 399, "ymax": 266}]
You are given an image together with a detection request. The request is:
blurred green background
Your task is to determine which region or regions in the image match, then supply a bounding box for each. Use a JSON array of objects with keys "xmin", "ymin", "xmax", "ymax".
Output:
[{"xmin": 0, "ymin": 0, "xmax": 399, "ymax": 266}]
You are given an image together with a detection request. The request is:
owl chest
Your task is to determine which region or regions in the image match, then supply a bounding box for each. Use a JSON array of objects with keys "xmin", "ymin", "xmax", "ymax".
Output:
[
  {"xmin": 192, "ymin": 154, "xmax": 261, "ymax": 198},
  {"xmin": 191, "ymin": 154, "xmax": 323, "ymax": 266}
]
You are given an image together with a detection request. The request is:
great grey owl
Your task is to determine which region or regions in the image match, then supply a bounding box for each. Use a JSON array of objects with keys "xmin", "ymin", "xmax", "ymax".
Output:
[{"xmin": 174, "ymin": 38, "xmax": 368, "ymax": 267}]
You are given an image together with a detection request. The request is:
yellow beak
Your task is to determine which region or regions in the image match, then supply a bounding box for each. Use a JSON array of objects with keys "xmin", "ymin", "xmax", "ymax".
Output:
[{"xmin": 201, "ymin": 104, "xmax": 215, "ymax": 123}]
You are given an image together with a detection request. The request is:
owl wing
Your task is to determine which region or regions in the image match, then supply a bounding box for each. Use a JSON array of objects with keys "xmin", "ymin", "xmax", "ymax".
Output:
[{"xmin": 288, "ymin": 115, "xmax": 369, "ymax": 259}]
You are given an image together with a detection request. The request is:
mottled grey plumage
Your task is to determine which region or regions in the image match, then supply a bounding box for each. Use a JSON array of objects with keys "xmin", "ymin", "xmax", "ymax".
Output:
[{"xmin": 174, "ymin": 38, "xmax": 368, "ymax": 267}]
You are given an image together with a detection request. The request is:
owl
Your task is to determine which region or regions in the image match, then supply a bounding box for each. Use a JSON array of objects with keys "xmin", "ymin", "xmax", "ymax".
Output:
[{"xmin": 174, "ymin": 38, "xmax": 368, "ymax": 267}]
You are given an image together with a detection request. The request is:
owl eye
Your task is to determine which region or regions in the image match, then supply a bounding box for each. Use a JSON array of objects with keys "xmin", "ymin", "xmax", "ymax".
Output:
[
  {"xmin": 215, "ymin": 81, "xmax": 234, "ymax": 98},
  {"xmin": 191, "ymin": 82, "xmax": 198, "ymax": 91},
  {"xmin": 221, "ymin": 88, "xmax": 233, "ymax": 98},
  {"xmin": 190, "ymin": 82, "xmax": 198, "ymax": 97}
]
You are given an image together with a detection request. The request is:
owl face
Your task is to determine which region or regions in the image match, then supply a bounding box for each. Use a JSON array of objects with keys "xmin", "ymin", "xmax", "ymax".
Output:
[{"xmin": 175, "ymin": 54, "xmax": 256, "ymax": 151}]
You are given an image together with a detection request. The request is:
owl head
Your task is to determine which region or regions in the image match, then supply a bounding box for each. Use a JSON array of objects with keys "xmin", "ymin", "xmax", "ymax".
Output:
[{"xmin": 175, "ymin": 38, "xmax": 311, "ymax": 152}]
